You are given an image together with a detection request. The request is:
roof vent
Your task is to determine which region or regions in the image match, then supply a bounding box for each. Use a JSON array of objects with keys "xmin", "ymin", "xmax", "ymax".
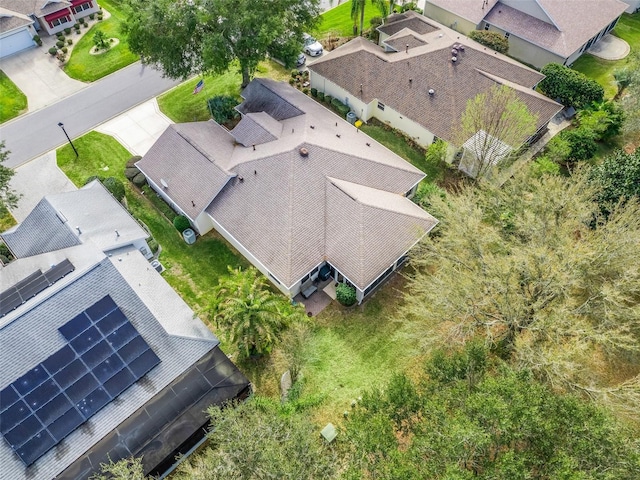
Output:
[
  {"xmin": 160, "ymin": 178, "xmax": 169, "ymax": 189},
  {"xmin": 451, "ymin": 56, "xmax": 457, "ymax": 62},
  {"xmin": 299, "ymin": 147, "xmax": 309, "ymax": 157},
  {"xmin": 451, "ymin": 48, "xmax": 458, "ymax": 55},
  {"xmin": 428, "ymin": 88, "xmax": 435, "ymax": 96},
  {"xmin": 459, "ymin": 45, "xmax": 465, "ymax": 52}
]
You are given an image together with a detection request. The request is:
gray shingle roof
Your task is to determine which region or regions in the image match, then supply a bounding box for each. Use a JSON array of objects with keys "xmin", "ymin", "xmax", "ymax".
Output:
[
  {"xmin": 232, "ymin": 112, "xmax": 283, "ymax": 147},
  {"xmin": 0, "ymin": 7, "xmax": 33, "ymax": 32},
  {"xmin": 309, "ymin": 14, "xmax": 562, "ymax": 143},
  {"xmin": 0, "ymin": 246, "xmax": 219, "ymax": 480},
  {"xmin": 135, "ymin": 122, "xmax": 236, "ymax": 220},
  {"xmin": 237, "ymin": 80, "xmax": 305, "ymax": 120},
  {"xmin": 1, "ymin": 198, "xmax": 81, "ymax": 258},
  {"xmin": 484, "ymin": 0, "xmax": 628, "ymax": 57},
  {"xmin": 378, "ymin": 12, "xmax": 441, "ymax": 36},
  {"xmin": 384, "ymin": 32, "xmax": 428, "ymax": 52},
  {"xmin": 0, "ymin": 0, "xmax": 71, "ymax": 17},
  {"xmin": 325, "ymin": 178, "xmax": 438, "ymax": 287}
]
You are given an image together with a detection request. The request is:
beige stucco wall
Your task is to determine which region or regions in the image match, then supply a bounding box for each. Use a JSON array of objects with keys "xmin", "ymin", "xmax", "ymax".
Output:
[
  {"xmin": 375, "ymin": 103, "xmax": 436, "ymax": 148},
  {"xmin": 488, "ymin": 26, "xmax": 564, "ymax": 68},
  {"xmin": 500, "ymin": 0, "xmax": 552, "ymax": 23},
  {"xmin": 423, "ymin": 3, "xmax": 478, "ymax": 34},
  {"xmin": 194, "ymin": 211, "xmax": 215, "ymax": 236}
]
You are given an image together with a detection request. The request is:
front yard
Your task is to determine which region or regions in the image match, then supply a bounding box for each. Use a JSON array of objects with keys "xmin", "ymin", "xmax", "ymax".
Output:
[
  {"xmin": 64, "ymin": 0, "xmax": 138, "ymax": 81},
  {"xmin": 0, "ymin": 71, "xmax": 27, "ymax": 123}
]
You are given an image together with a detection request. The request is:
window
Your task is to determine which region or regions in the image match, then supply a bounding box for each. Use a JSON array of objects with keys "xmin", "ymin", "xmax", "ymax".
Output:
[
  {"xmin": 377, "ymin": 101, "xmax": 385, "ymax": 111},
  {"xmin": 50, "ymin": 16, "xmax": 70, "ymax": 27},
  {"xmin": 73, "ymin": 3, "xmax": 92, "ymax": 13},
  {"xmin": 504, "ymin": 32, "xmax": 510, "ymax": 38}
]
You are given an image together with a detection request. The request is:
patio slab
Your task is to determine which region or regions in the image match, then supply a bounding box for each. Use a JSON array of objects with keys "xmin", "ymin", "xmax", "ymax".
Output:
[{"xmin": 588, "ymin": 34, "xmax": 630, "ymax": 61}]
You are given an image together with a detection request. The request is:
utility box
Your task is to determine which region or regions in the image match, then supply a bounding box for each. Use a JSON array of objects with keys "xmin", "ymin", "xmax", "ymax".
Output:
[{"xmin": 182, "ymin": 228, "xmax": 196, "ymax": 245}]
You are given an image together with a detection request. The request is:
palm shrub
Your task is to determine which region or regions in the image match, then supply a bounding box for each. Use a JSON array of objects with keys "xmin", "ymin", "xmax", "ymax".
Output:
[
  {"xmin": 336, "ymin": 283, "xmax": 357, "ymax": 306},
  {"xmin": 208, "ymin": 267, "xmax": 307, "ymax": 358},
  {"xmin": 93, "ymin": 30, "xmax": 110, "ymax": 51}
]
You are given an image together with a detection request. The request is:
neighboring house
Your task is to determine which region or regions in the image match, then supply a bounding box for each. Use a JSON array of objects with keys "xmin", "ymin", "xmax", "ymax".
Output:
[
  {"xmin": 137, "ymin": 78, "xmax": 438, "ymax": 305},
  {"xmin": 1, "ymin": 180, "xmax": 153, "ymax": 261},
  {"xmin": 308, "ymin": 11, "xmax": 562, "ymax": 154},
  {"xmin": 0, "ymin": 0, "xmax": 99, "ymax": 57},
  {"xmin": 622, "ymin": 0, "xmax": 640, "ymax": 13},
  {"xmin": 423, "ymin": 0, "xmax": 628, "ymax": 68},
  {"xmin": 0, "ymin": 193, "xmax": 250, "ymax": 479}
]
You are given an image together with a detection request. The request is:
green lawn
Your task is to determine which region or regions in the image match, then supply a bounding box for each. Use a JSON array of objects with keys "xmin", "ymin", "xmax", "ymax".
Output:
[
  {"xmin": 572, "ymin": 13, "xmax": 640, "ymax": 99},
  {"xmin": 157, "ymin": 61, "xmax": 290, "ymax": 122},
  {"xmin": 64, "ymin": 0, "xmax": 138, "ymax": 81},
  {"xmin": 56, "ymin": 132, "xmax": 245, "ymax": 317},
  {"xmin": 0, "ymin": 206, "xmax": 16, "ymax": 231},
  {"xmin": 316, "ymin": 0, "xmax": 382, "ymax": 37},
  {"xmin": 0, "ymin": 71, "xmax": 27, "ymax": 123}
]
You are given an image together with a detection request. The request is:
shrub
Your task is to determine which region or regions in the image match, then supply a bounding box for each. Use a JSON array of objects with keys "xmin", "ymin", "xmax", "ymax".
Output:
[
  {"xmin": 173, "ymin": 215, "xmax": 191, "ymax": 232},
  {"xmin": 325, "ymin": 95, "xmax": 333, "ymax": 105},
  {"xmin": 48, "ymin": 47, "xmax": 58, "ymax": 55},
  {"xmin": 402, "ymin": 2, "xmax": 422, "ymax": 13},
  {"xmin": 310, "ymin": 87, "xmax": 318, "ymax": 97},
  {"xmin": 93, "ymin": 30, "xmax": 110, "ymax": 50},
  {"xmin": 147, "ymin": 238, "xmax": 159, "ymax": 254},
  {"xmin": 207, "ymin": 95, "xmax": 240, "ymax": 125},
  {"xmin": 89, "ymin": 13, "xmax": 95, "ymax": 20},
  {"xmin": 124, "ymin": 167, "xmax": 140, "ymax": 180},
  {"xmin": 132, "ymin": 172, "xmax": 147, "ymax": 187},
  {"xmin": 33, "ymin": 35, "xmax": 42, "ymax": 46},
  {"xmin": 370, "ymin": 16, "xmax": 383, "ymax": 29},
  {"xmin": 57, "ymin": 34, "xmax": 65, "ymax": 41},
  {"xmin": 539, "ymin": 63, "xmax": 604, "ymax": 109},
  {"xmin": 102, "ymin": 177, "xmax": 125, "ymax": 202},
  {"xmin": 302, "ymin": 70, "xmax": 309, "ymax": 78},
  {"xmin": 559, "ymin": 127, "xmax": 598, "ymax": 162},
  {"xmin": 302, "ymin": 88, "xmax": 309, "ymax": 95},
  {"xmin": 126, "ymin": 155, "xmax": 142, "ymax": 168},
  {"xmin": 64, "ymin": 27, "xmax": 71, "ymax": 34},
  {"xmin": 331, "ymin": 97, "xmax": 343, "ymax": 108},
  {"xmin": 97, "ymin": 14, "xmax": 103, "ymax": 20},
  {"xmin": 85, "ymin": 175, "xmax": 105, "ymax": 185},
  {"xmin": 317, "ymin": 91, "xmax": 325, "ymax": 101},
  {"xmin": 413, "ymin": 181, "xmax": 447, "ymax": 209},
  {"xmin": 336, "ymin": 283, "xmax": 357, "ymax": 306},
  {"xmin": 337, "ymin": 104, "xmax": 350, "ymax": 116},
  {"xmin": 67, "ymin": 39, "xmax": 73, "ymax": 45},
  {"xmin": 56, "ymin": 40, "xmax": 64, "ymax": 48},
  {"xmin": 469, "ymin": 30, "xmax": 509, "ymax": 54},
  {"xmin": 57, "ymin": 53, "xmax": 66, "ymax": 62},
  {"xmin": 289, "ymin": 78, "xmax": 295, "ymax": 85},
  {"xmin": 291, "ymin": 69, "xmax": 299, "ymax": 78},
  {"xmin": 530, "ymin": 155, "xmax": 561, "ymax": 177},
  {"xmin": 61, "ymin": 46, "xmax": 68, "ymax": 53},
  {"xmin": 577, "ymin": 100, "xmax": 625, "ymax": 140}
]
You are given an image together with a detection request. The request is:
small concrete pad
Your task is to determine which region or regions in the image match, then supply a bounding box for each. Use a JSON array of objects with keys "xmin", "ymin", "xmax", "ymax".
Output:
[
  {"xmin": 96, "ymin": 99, "xmax": 172, "ymax": 156},
  {"xmin": 9, "ymin": 151, "xmax": 77, "ymax": 222},
  {"xmin": 320, "ymin": 423, "xmax": 337, "ymax": 443},
  {"xmin": 588, "ymin": 34, "xmax": 630, "ymax": 61}
]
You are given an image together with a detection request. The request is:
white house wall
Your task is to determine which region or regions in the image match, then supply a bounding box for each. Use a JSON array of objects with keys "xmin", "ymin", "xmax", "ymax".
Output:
[
  {"xmin": 488, "ymin": 25, "xmax": 564, "ymax": 67},
  {"xmin": 423, "ymin": 3, "xmax": 478, "ymax": 33},
  {"xmin": 194, "ymin": 211, "xmax": 215, "ymax": 236}
]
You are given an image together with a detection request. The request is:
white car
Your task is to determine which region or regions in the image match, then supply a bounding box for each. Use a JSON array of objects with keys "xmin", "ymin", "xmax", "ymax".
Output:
[
  {"xmin": 296, "ymin": 52, "xmax": 306, "ymax": 66},
  {"xmin": 303, "ymin": 34, "xmax": 323, "ymax": 57}
]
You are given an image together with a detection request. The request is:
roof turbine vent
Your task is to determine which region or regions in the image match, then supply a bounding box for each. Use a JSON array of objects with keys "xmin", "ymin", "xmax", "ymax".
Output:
[
  {"xmin": 451, "ymin": 48, "xmax": 458, "ymax": 55},
  {"xmin": 299, "ymin": 147, "xmax": 309, "ymax": 157},
  {"xmin": 428, "ymin": 89, "xmax": 435, "ymax": 96},
  {"xmin": 451, "ymin": 56, "xmax": 457, "ymax": 62}
]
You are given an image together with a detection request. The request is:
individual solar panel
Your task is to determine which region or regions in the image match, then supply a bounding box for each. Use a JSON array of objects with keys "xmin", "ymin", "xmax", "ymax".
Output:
[
  {"xmin": 43, "ymin": 259, "xmax": 75, "ymax": 284},
  {"xmin": 0, "ymin": 288, "xmax": 22, "ymax": 316},
  {"xmin": 19, "ymin": 274, "xmax": 49, "ymax": 299},
  {"xmin": 13, "ymin": 271, "xmax": 42, "ymax": 291},
  {"xmin": 1, "ymin": 295, "xmax": 161, "ymax": 466}
]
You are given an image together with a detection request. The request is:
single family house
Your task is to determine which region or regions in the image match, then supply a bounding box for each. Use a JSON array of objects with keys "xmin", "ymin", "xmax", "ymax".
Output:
[
  {"xmin": 308, "ymin": 11, "xmax": 562, "ymax": 167},
  {"xmin": 0, "ymin": 185, "xmax": 250, "ymax": 479},
  {"xmin": 423, "ymin": 0, "xmax": 629, "ymax": 68},
  {"xmin": 136, "ymin": 78, "xmax": 438, "ymax": 305}
]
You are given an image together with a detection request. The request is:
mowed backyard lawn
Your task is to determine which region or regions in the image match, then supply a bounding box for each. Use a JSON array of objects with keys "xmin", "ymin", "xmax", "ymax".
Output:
[
  {"xmin": 571, "ymin": 13, "xmax": 640, "ymax": 99},
  {"xmin": 57, "ymin": 124, "xmax": 425, "ymax": 427}
]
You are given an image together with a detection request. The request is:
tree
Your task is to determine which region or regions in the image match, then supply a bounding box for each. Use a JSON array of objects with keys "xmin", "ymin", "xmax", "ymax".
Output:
[
  {"xmin": 124, "ymin": 0, "xmax": 321, "ymax": 87},
  {"xmin": 455, "ymin": 84, "xmax": 538, "ymax": 179},
  {"xmin": 173, "ymin": 397, "xmax": 337, "ymax": 479},
  {"xmin": 538, "ymin": 63, "xmax": 605, "ymax": 108},
  {"xmin": 345, "ymin": 346, "xmax": 640, "ymax": 479},
  {"xmin": 0, "ymin": 142, "xmax": 19, "ymax": 210},
  {"xmin": 558, "ymin": 126, "xmax": 599, "ymax": 162},
  {"xmin": 207, "ymin": 266, "xmax": 306, "ymax": 358},
  {"xmin": 400, "ymin": 169, "xmax": 640, "ymax": 415},
  {"xmin": 589, "ymin": 147, "xmax": 640, "ymax": 215},
  {"xmin": 468, "ymin": 30, "xmax": 509, "ymax": 54},
  {"xmin": 207, "ymin": 95, "xmax": 240, "ymax": 125},
  {"xmin": 351, "ymin": 0, "xmax": 388, "ymax": 37},
  {"xmin": 577, "ymin": 100, "xmax": 625, "ymax": 140}
]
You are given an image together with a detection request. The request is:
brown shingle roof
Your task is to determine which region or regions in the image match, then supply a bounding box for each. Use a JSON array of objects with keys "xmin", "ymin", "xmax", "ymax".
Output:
[
  {"xmin": 384, "ymin": 32, "xmax": 428, "ymax": 52},
  {"xmin": 484, "ymin": 0, "xmax": 628, "ymax": 57},
  {"xmin": 232, "ymin": 112, "xmax": 283, "ymax": 147},
  {"xmin": 135, "ymin": 122, "xmax": 235, "ymax": 220},
  {"xmin": 309, "ymin": 23, "xmax": 561, "ymax": 143},
  {"xmin": 378, "ymin": 13, "xmax": 441, "ymax": 36}
]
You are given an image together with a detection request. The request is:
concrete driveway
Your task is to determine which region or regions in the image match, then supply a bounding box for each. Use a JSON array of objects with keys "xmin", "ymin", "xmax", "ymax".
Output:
[{"xmin": 1, "ymin": 35, "xmax": 86, "ymax": 112}]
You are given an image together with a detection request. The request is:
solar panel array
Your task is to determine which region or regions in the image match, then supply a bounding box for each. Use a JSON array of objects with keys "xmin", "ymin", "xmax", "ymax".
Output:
[
  {"xmin": 0, "ymin": 259, "xmax": 75, "ymax": 317},
  {"xmin": 0, "ymin": 295, "xmax": 161, "ymax": 466}
]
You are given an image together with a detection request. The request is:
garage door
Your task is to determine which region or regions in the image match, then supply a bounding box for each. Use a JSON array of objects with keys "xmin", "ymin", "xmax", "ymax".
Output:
[{"xmin": 0, "ymin": 29, "xmax": 34, "ymax": 59}]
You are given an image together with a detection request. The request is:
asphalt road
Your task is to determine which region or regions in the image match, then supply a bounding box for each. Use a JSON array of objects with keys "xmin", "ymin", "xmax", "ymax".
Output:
[{"xmin": 0, "ymin": 62, "xmax": 181, "ymax": 168}]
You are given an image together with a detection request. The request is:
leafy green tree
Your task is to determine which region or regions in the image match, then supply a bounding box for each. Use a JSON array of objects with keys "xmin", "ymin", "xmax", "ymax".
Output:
[
  {"xmin": 173, "ymin": 397, "xmax": 337, "ymax": 479},
  {"xmin": 539, "ymin": 63, "xmax": 605, "ymax": 108},
  {"xmin": 455, "ymin": 84, "xmax": 538, "ymax": 179},
  {"xmin": 529, "ymin": 154, "xmax": 560, "ymax": 177},
  {"xmin": 559, "ymin": 126, "xmax": 599, "ymax": 161},
  {"xmin": 124, "ymin": 0, "xmax": 321, "ymax": 87},
  {"xmin": 207, "ymin": 95, "xmax": 240, "ymax": 125},
  {"xmin": 345, "ymin": 346, "xmax": 640, "ymax": 479},
  {"xmin": 207, "ymin": 266, "xmax": 306, "ymax": 357},
  {"xmin": 400, "ymin": 169, "xmax": 640, "ymax": 415},
  {"xmin": 577, "ymin": 100, "xmax": 625, "ymax": 140},
  {"xmin": 0, "ymin": 142, "xmax": 19, "ymax": 210},
  {"xmin": 468, "ymin": 30, "xmax": 509, "ymax": 54},
  {"xmin": 351, "ymin": 0, "xmax": 388, "ymax": 36},
  {"xmin": 589, "ymin": 148, "xmax": 640, "ymax": 215}
]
